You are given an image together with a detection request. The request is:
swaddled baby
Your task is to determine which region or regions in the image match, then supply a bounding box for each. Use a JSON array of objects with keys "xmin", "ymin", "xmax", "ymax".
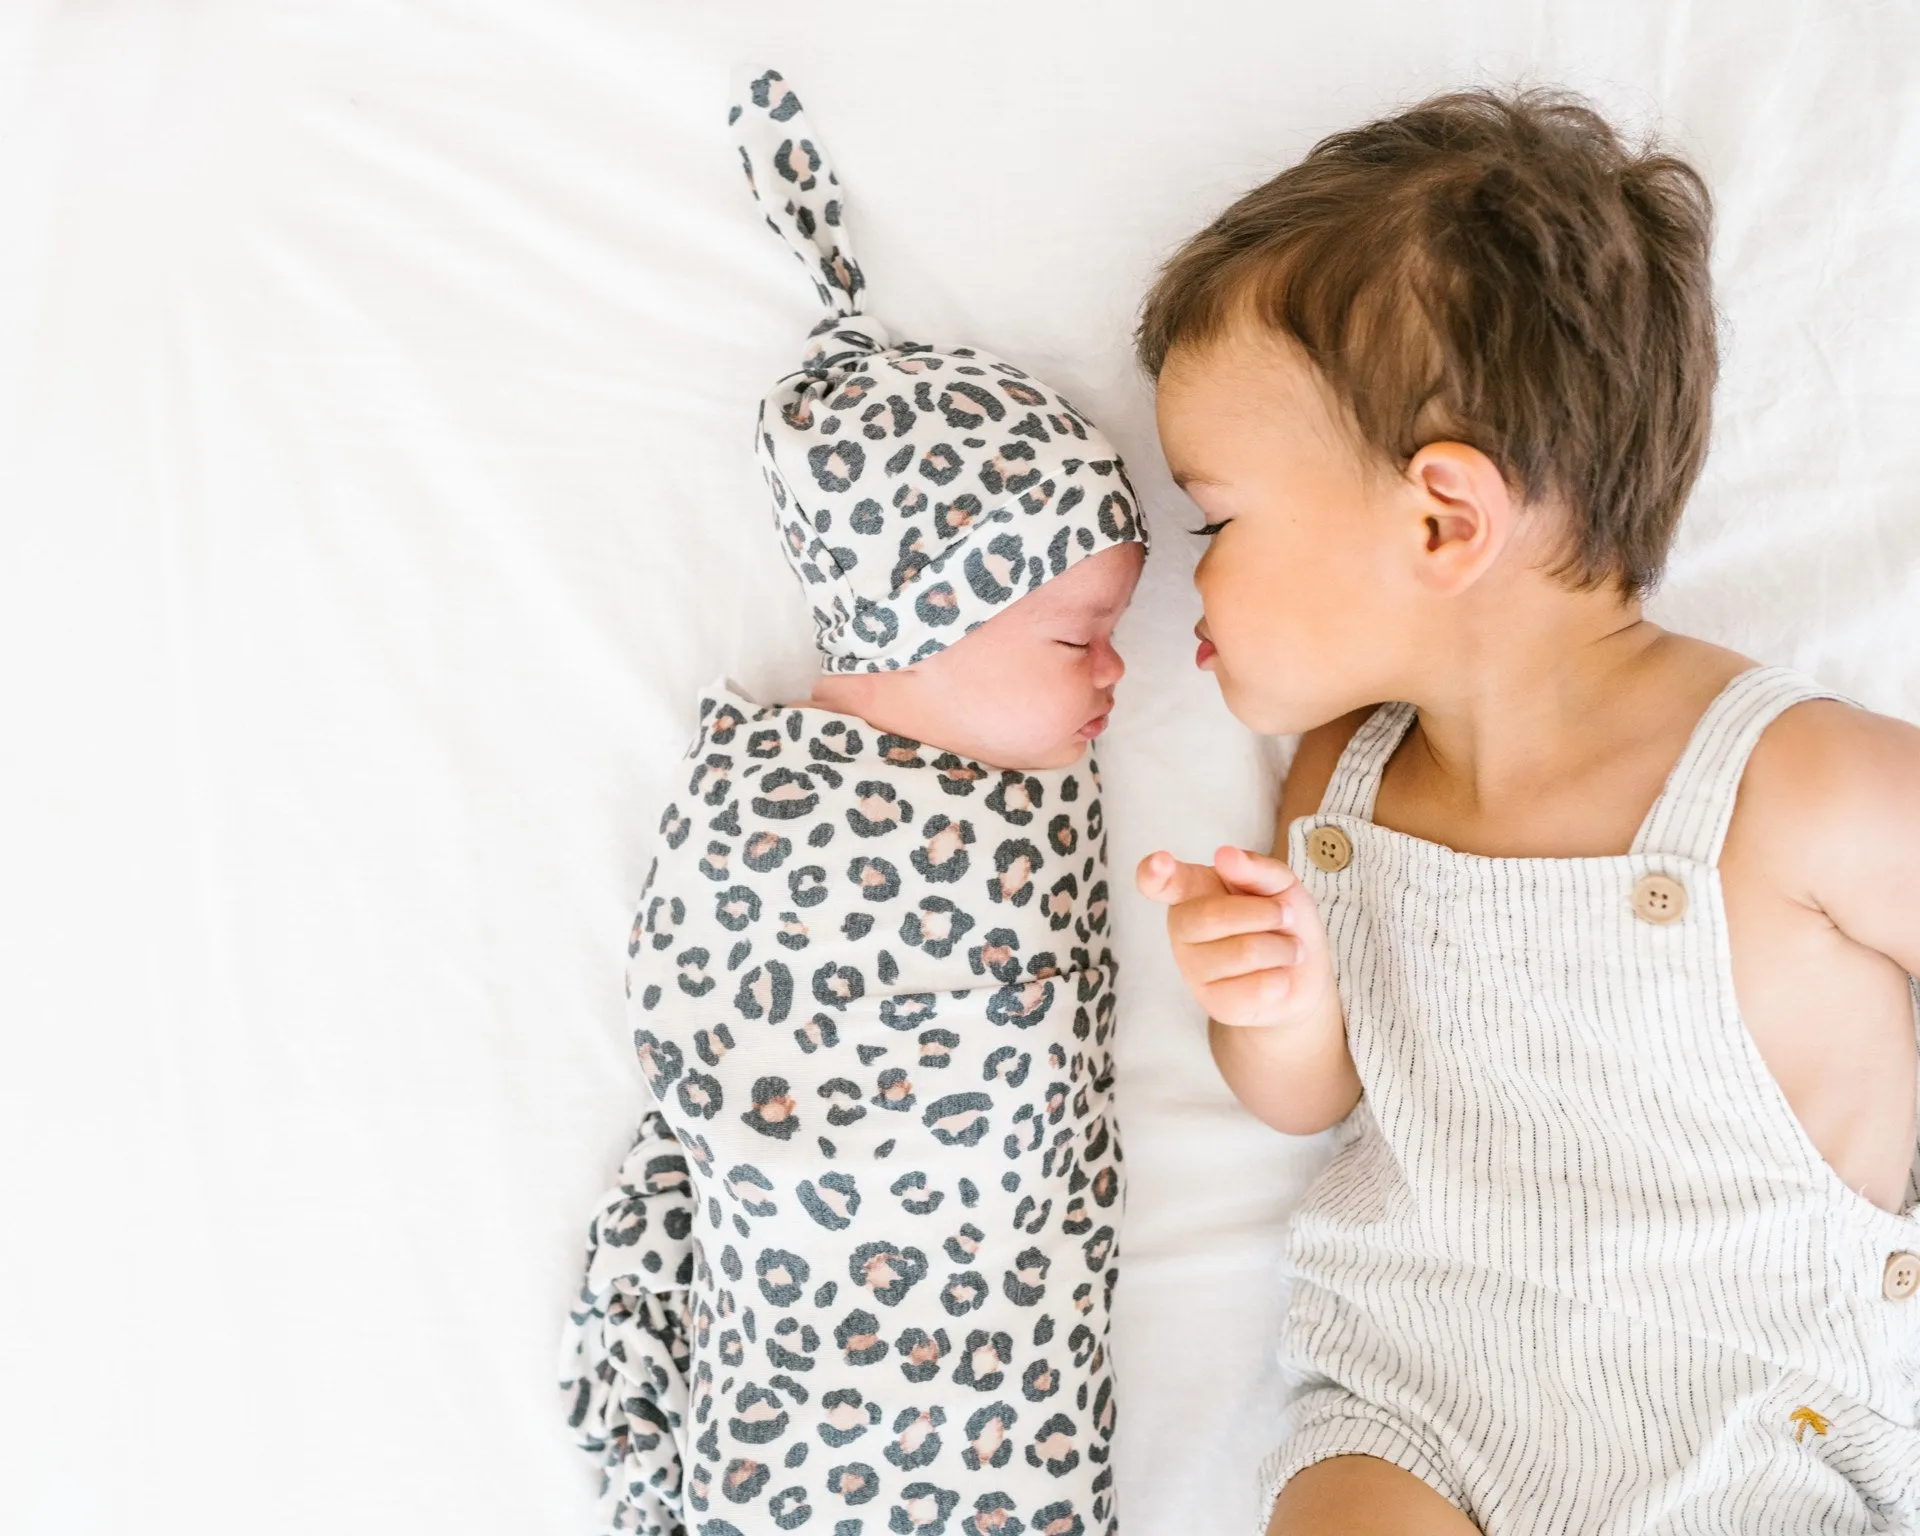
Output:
[{"xmin": 559, "ymin": 70, "xmax": 1149, "ymax": 1536}]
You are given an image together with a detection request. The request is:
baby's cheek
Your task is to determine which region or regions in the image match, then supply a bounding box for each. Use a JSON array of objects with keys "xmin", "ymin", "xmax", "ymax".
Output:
[
  {"xmin": 1052, "ymin": 656, "xmax": 1099, "ymax": 718},
  {"xmin": 1013, "ymin": 663, "xmax": 1091, "ymax": 755}
]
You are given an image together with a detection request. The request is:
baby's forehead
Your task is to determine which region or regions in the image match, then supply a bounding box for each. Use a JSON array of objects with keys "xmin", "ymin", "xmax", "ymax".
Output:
[{"xmin": 1011, "ymin": 544, "xmax": 1144, "ymax": 619}]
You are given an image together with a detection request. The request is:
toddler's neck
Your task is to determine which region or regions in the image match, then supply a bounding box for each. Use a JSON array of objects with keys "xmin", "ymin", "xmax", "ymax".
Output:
[
  {"xmin": 1401, "ymin": 605, "xmax": 1656, "ymax": 784},
  {"xmin": 1375, "ymin": 609, "xmax": 1756, "ymax": 861}
]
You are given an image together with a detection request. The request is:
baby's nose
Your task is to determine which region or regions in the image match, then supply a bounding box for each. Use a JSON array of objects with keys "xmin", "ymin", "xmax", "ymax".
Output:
[{"xmin": 1092, "ymin": 638, "xmax": 1126, "ymax": 688}]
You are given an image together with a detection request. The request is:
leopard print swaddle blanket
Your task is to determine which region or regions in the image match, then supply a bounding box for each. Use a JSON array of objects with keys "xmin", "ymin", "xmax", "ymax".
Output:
[{"xmin": 561, "ymin": 686, "xmax": 1122, "ymax": 1535}]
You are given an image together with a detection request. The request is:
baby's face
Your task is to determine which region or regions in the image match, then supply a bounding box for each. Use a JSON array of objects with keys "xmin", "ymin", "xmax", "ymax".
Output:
[
  {"xmin": 1156, "ymin": 326, "xmax": 1422, "ymax": 736},
  {"xmin": 897, "ymin": 543, "xmax": 1144, "ymax": 770}
]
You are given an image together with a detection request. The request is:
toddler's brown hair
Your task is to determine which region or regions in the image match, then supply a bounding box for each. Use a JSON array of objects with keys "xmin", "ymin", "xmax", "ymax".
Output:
[{"xmin": 1137, "ymin": 88, "xmax": 1716, "ymax": 596}]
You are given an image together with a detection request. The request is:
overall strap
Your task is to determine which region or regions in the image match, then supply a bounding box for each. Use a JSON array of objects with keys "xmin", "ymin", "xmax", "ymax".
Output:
[
  {"xmin": 1318, "ymin": 702, "xmax": 1419, "ymax": 820},
  {"xmin": 1630, "ymin": 666, "xmax": 1848, "ymax": 866}
]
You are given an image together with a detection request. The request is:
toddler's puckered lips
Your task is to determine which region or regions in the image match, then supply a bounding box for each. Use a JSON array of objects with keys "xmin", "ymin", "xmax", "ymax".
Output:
[{"xmin": 1194, "ymin": 622, "xmax": 1217, "ymax": 668}]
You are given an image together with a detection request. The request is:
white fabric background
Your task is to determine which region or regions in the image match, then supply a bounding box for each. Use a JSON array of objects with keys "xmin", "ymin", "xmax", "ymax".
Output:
[{"xmin": 4, "ymin": 4, "xmax": 1916, "ymax": 1534}]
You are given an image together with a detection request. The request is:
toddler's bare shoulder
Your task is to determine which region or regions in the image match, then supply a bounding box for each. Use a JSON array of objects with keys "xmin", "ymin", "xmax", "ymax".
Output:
[
  {"xmin": 1742, "ymin": 697, "xmax": 1920, "ymax": 812},
  {"xmin": 1731, "ymin": 697, "xmax": 1920, "ymax": 900}
]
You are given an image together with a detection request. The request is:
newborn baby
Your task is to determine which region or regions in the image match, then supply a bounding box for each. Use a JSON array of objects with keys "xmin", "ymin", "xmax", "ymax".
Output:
[{"xmin": 559, "ymin": 70, "xmax": 1148, "ymax": 1536}]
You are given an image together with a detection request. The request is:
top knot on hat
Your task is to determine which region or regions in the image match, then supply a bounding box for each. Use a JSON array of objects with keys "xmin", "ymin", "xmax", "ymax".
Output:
[{"xmin": 731, "ymin": 68, "xmax": 1149, "ymax": 674}]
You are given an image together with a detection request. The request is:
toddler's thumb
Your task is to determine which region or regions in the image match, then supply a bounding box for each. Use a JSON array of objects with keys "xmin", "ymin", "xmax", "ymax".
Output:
[{"xmin": 1212, "ymin": 845, "xmax": 1303, "ymax": 901}]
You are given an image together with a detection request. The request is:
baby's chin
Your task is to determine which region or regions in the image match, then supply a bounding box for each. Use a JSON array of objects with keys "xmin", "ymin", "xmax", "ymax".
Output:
[
  {"xmin": 1023, "ymin": 738, "xmax": 1092, "ymax": 771},
  {"xmin": 903, "ymin": 688, "xmax": 1107, "ymax": 771},
  {"xmin": 964, "ymin": 728, "xmax": 1091, "ymax": 773}
]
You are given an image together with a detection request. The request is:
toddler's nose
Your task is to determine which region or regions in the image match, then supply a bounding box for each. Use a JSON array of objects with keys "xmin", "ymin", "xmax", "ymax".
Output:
[{"xmin": 1092, "ymin": 638, "xmax": 1126, "ymax": 689}]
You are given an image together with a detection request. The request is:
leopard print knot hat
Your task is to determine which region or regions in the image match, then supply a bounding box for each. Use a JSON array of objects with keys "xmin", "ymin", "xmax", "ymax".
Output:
[{"xmin": 731, "ymin": 68, "xmax": 1149, "ymax": 674}]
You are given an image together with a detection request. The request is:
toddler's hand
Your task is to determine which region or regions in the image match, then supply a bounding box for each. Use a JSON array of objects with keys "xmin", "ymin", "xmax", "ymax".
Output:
[{"xmin": 1136, "ymin": 845, "xmax": 1338, "ymax": 1031}]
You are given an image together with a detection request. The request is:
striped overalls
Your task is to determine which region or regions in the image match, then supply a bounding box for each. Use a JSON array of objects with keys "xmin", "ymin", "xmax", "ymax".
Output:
[{"xmin": 1265, "ymin": 667, "xmax": 1920, "ymax": 1533}]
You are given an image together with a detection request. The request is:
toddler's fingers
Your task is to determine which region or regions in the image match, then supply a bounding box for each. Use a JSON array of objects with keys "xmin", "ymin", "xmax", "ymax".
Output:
[
  {"xmin": 1214, "ymin": 844, "xmax": 1303, "ymax": 900},
  {"xmin": 1202, "ymin": 966, "xmax": 1293, "ymax": 1028},
  {"xmin": 1184, "ymin": 931, "xmax": 1302, "ymax": 985},
  {"xmin": 1136, "ymin": 851, "xmax": 1228, "ymax": 906},
  {"xmin": 1167, "ymin": 893, "xmax": 1296, "ymax": 945}
]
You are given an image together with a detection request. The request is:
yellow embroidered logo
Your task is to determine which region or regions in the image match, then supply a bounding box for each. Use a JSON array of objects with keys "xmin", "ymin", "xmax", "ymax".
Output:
[{"xmin": 1789, "ymin": 1406, "xmax": 1830, "ymax": 1443}]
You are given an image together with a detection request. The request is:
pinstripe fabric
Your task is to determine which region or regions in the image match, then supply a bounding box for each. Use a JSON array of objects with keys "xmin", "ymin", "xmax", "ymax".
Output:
[{"xmin": 1261, "ymin": 667, "xmax": 1920, "ymax": 1534}]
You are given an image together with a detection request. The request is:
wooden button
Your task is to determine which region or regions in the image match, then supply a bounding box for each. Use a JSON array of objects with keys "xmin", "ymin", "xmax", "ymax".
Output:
[
  {"xmin": 1886, "ymin": 1251, "xmax": 1920, "ymax": 1302},
  {"xmin": 1307, "ymin": 825, "xmax": 1352, "ymax": 873},
  {"xmin": 1630, "ymin": 873, "xmax": 1687, "ymax": 925}
]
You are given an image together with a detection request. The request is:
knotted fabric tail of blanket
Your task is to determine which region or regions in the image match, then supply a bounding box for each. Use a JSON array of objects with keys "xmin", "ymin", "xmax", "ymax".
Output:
[{"xmin": 558, "ymin": 1114, "xmax": 695, "ymax": 1536}]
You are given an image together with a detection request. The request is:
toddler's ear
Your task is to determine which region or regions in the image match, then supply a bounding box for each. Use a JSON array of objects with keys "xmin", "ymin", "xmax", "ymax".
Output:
[{"xmin": 1404, "ymin": 442, "xmax": 1515, "ymax": 595}]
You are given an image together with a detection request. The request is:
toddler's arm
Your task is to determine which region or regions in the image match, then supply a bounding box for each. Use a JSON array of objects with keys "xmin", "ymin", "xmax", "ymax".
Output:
[
  {"xmin": 1771, "ymin": 702, "xmax": 1920, "ymax": 975},
  {"xmin": 1733, "ymin": 699, "xmax": 1920, "ymax": 987},
  {"xmin": 1137, "ymin": 843, "xmax": 1360, "ymax": 1134}
]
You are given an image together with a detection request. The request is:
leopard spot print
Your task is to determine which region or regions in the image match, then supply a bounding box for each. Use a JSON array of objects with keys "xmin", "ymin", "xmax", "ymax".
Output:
[{"xmin": 562, "ymin": 687, "xmax": 1122, "ymax": 1534}]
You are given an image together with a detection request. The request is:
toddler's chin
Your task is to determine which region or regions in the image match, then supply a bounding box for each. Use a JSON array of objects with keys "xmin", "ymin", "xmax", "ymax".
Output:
[{"xmin": 1215, "ymin": 674, "xmax": 1292, "ymax": 738}]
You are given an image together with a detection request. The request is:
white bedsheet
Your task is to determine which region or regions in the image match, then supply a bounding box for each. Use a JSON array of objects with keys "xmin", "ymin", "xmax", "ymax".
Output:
[{"xmin": 5, "ymin": 3, "xmax": 1916, "ymax": 1533}]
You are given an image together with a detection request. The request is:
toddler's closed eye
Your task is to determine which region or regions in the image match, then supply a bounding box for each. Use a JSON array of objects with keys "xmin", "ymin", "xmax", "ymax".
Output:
[{"xmin": 1189, "ymin": 521, "xmax": 1230, "ymax": 537}]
